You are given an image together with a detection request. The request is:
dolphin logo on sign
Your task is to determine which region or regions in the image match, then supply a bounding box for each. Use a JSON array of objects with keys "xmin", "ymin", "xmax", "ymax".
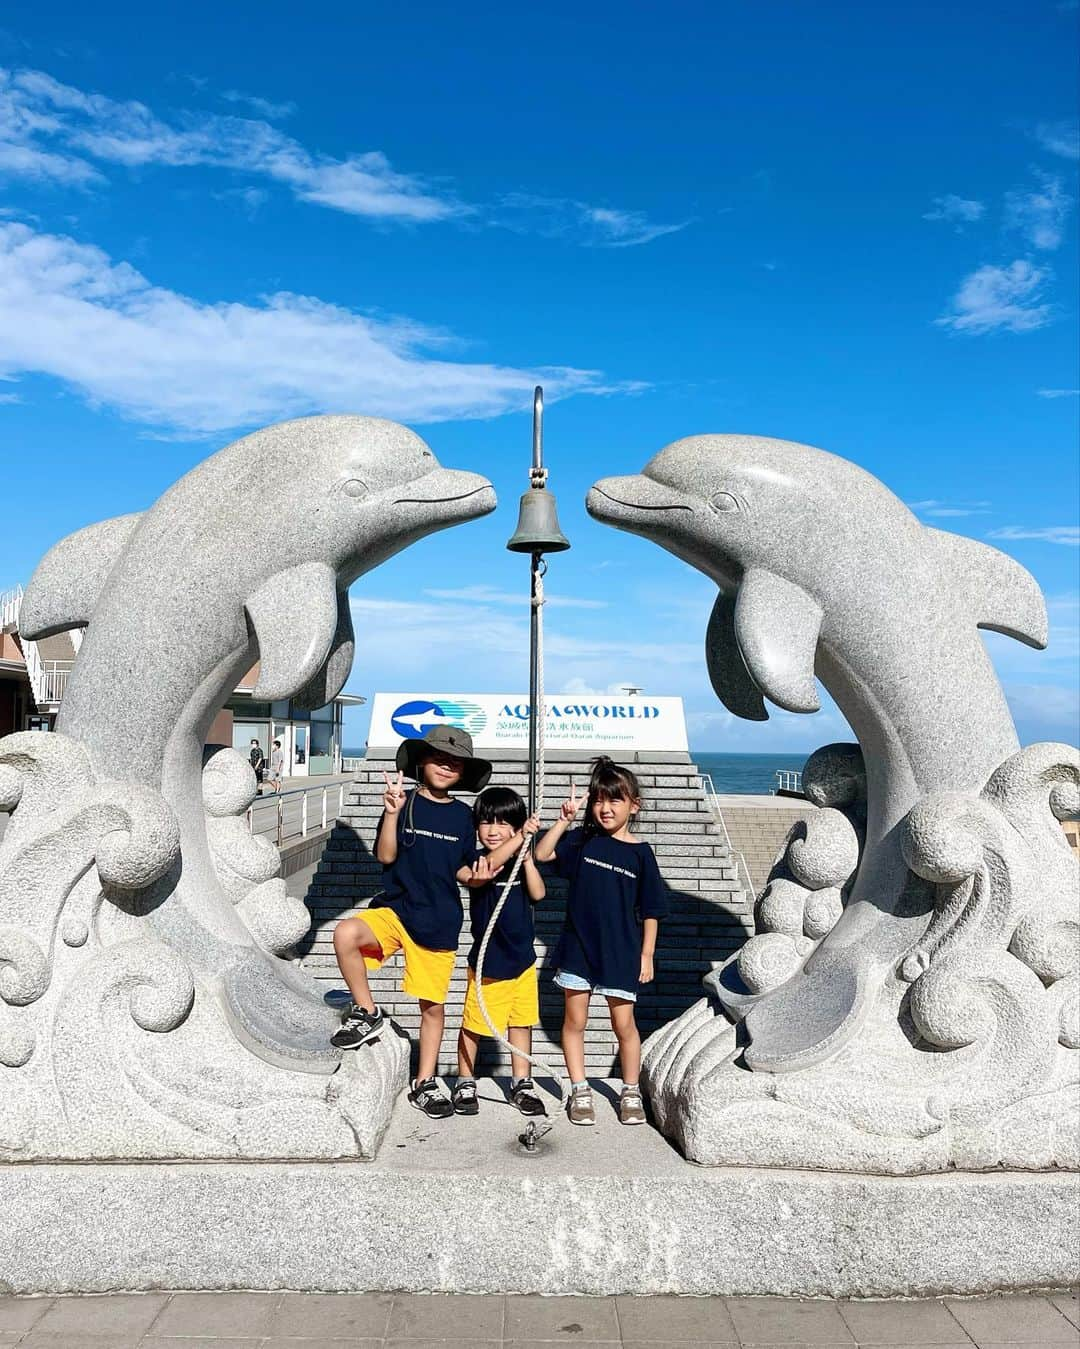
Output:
[{"xmin": 391, "ymin": 698, "xmax": 487, "ymax": 741}]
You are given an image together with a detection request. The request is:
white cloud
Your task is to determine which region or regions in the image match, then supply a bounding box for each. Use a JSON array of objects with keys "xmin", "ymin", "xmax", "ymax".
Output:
[
  {"xmin": 220, "ymin": 89, "xmax": 296, "ymax": 120},
  {"xmin": 0, "ymin": 66, "xmax": 465, "ymax": 221},
  {"xmin": 495, "ymin": 192, "xmax": 688, "ymax": 248},
  {"xmin": 0, "ymin": 220, "xmax": 621, "ymax": 433},
  {"xmin": 1034, "ymin": 120, "xmax": 1079, "ymax": 161},
  {"xmin": 1004, "ymin": 171, "xmax": 1072, "ymax": 250},
  {"xmin": 907, "ymin": 498, "xmax": 991, "ymax": 518},
  {"xmin": 0, "ymin": 65, "xmax": 683, "ymax": 244},
  {"xmin": 936, "ymin": 260, "xmax": 1052, "ymax": 335},
  {"xmin": 422, "ymin": 585, "xmax": 606, "ymax": 609},
  {"xmin": 1037, "ymin": 387, "xmax": 1080, "ymax": 398},
  {"xmin": 987, "ymin": 525, "xmax": 1079, "ymax": 546},
  {"xmin": 923, "ymin": 194, "xmax": 985, "ymax": 227}
]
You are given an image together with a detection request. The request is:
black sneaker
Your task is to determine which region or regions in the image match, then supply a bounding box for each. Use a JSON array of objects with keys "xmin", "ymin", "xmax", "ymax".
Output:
[
  {"xmin": 510, "ymin": 1078, "xmax": 546, "ymax": 1117},
  {"xmin": 452, "ymin": 1078, "xmax": 479, "ymax": 1115},
  {"xmin": 409, "ymin": 1077, "xmax": 454, "ymax": 1119},
  {"xmin": 330, "ymin": 1004, "xmax": 385, "ymax": 1050}
]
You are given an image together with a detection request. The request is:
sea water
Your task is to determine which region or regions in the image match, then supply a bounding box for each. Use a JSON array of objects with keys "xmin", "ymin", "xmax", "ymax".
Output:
[{"xmin": 343, "ymin": 748, "xmax": 806, "ymax": 796}]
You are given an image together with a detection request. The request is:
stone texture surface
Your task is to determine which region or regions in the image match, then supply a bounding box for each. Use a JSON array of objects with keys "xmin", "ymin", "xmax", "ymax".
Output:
[
  {"xmin": 589, "ymin": 436, "xmax": 1078, "ymax": 1176},
  {"xmin": 1, "ymin": 416, "xmax": 494, "ymax": 1159},
  {"xmin": 300, "ymin": 756, "xmax": 752, "ymax": 1074},
  {"xmin": 1, "ymin": 1121, "xmax": 1075, "ymax": 1296}
]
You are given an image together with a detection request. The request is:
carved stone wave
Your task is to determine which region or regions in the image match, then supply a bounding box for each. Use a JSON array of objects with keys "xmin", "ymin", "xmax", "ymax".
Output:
[
  {"xmin": 0, "ymin": 732, "xmax": 405, "ymax": 1160},
  {"xmin": 643, "ymin": 741, "xmax": 1080, "ymax": 1175}
]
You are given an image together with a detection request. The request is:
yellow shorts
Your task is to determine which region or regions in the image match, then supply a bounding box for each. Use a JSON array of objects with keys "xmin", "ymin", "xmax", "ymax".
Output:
[
  {"xmin": 461, "ymin": 964, "xmax": 539, "ymax": 1036},
  {"xmin": 358, "ymin": 906, "xmax": 456, "ymax": 1005}
]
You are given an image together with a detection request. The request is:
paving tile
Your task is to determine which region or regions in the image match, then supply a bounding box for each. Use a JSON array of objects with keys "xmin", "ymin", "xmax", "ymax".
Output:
[
  {"xmin": 149, "ymin": 1291, "xmax": 280, "ymax": 1337},
  {"xmin": 1050, "ymin": 1293, "xmax": 1080, "ymax": 1331},
  {"xmin": 507, "ymin": 1342, "xmax": 615, "ymax": 1349},
  {"xmin": 387, "ymin": 1292, "xmax": 504, "ymax": 1340},
  {"xmin": 0, "ymin": 1297, "xmax": 53, "ymax": 1332},
  {"xmin": 33, "ymin": 1293, "xmax": 169, "ymax": 1337},
  {"xmin": 18, "ymin": 1337, "xmax": 143, "ymax": 1349},
  {"xmin": 264, "ymin": 1340, "xmax": 383, "ymax": 1349},
  {"xmin": 141, "ymin": 1340, "xmax": 262, "ymax": 1349},
  {"xmin": 617, "ymin": 1293, "xmax": 737, "ymax": 1342},
  {"xmin": 839, "ymin": 1343, "xmax": 970, "ymax": 1349},
  {"xmin": 621, "ymin": 1342, "xmax": 739, "ymax": 1349},
  {"xmin": 505, "ymin": 1293, "xmax": 620, "ymax": 1341},
  {"xmin": 944, "ymin": 1296, "xmax": 1079, "ymax": 1344},
  {"xmin": 273, "ymin": 1291, "xmax": 392, "ymax": 1339},
  {"xmin": 838, "ymin": 1299, "xmax": 973, "ymax": 1344},
  {"xmin": 388, "ymin": 1341, "xmax": 500, "ymax": 1349},
  {"xmin": 726, "ymin": 1296, "xmax": 855, "ymax": 1344}
]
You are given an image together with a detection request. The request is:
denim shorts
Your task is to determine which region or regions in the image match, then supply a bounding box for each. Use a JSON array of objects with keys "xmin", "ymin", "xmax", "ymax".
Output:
[{"xmin": 554, "ymin": 968, "xmax": 637, "ymax": 1003}]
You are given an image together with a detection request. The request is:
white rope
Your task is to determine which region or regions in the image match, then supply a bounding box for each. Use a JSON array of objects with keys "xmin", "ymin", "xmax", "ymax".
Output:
[{"xmin": 471, "ymin": 565, "xmax": 569, "ymax": 1130}]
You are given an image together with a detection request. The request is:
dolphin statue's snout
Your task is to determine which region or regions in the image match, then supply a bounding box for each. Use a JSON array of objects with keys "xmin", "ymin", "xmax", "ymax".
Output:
[
  {"xmin": 393, "ymin": 467, "xmax": 496, "ymax": 514},
  {"xmin": 587, "ymin": 476, "xmax": 693, "ymax": 524}
]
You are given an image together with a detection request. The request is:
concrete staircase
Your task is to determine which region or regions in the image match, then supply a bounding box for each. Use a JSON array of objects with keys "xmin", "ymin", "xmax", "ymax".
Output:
[{"xmin": 300, "ymin": 755, "xmax": 753, "ymax": 1076}]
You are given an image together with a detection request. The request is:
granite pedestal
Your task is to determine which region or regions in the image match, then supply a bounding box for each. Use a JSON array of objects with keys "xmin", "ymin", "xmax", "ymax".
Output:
[{"xmin": 3, "ymin": 1079, "xmax": 1075, "ymax": 1299}]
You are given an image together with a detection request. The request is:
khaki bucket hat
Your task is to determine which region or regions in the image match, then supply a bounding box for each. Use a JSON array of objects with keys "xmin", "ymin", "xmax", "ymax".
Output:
[{"xmin": 395, "ymin": 724, "xmax": 492, "ymax": 793}]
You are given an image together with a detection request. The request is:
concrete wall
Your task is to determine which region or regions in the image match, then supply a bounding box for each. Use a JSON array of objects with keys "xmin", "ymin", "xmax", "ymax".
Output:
[{"xmin": 300, "ymin": 755, "xmax": 753, "ymax": 1076}]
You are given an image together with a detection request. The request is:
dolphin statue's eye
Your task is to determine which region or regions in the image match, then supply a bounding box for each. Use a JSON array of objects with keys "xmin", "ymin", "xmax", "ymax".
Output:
[
  {"xmin": 342, "ymin": 479, "xmax": 369, "ymax": 499},
  {"xmin": 709, "ymin": 491, "xmax": 741, "ymax": 515}
]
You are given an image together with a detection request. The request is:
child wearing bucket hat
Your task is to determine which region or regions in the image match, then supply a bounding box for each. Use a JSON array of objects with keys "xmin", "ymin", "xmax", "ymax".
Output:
[{"xmin": 331, "ymin": 726, "xmax": 517, "ymax": 1119}]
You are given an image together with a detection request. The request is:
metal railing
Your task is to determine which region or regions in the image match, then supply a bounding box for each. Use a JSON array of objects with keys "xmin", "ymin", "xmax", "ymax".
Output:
[
  {"xmin": 246, "ymin": 782, "xmax": 347, "ymax": 848},
  {"xmin": 698, "ymin": 770, "xmax": 758, "ymax": 905},
  {"xmin": 774, "ymin": 769, "xmax": 803, "ymax": 795},
  {"xmin": 0, "ymin": 585, "xmax": 22, "ymax": 632}
]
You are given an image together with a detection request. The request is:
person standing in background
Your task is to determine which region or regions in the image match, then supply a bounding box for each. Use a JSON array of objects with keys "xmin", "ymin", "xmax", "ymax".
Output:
[
  {"xmin": 249, "ymin": 738, "xmax": 265, "ymax": 795},
  {"xmin": 269, "ymin": 738, "xmax": 284, "ymax": 793}
]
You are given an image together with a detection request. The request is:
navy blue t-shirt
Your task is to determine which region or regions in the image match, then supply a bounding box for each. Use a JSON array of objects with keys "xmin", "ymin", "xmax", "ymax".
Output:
[
  {"xmin": 371, "ymin": 791, "xmax": 475, "ymax": 951},
  {"xmin": 467, "ymin": 861, "xmax": 537, "ymax": 981},
  {"xmin": 551, "ymin": 828, "xmax": 668, "ymax": 993}
]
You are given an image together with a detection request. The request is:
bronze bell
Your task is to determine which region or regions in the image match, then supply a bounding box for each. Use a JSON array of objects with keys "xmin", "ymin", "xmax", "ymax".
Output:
[{"xmin": 506, "ymin": 485, "xmax": 571, "ymax": 554}]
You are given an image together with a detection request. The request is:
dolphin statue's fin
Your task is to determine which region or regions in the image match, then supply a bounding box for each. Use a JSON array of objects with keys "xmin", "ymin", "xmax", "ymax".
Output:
[
  {"xmin": 928, "ymin": 528, "xmax": 1049, "ymax": 649},
  {"xmin": 293, "ymin": 592, "xmax": 355, "ymax": 711},
  {"xmin": 735, "ymin": 569, "xmax": 823, "ymax": 714},
  {"xmin": 706, "ymin": 591, "xmax": 768, "ymax": 721},
  {"xmin": 20, "ymin": 513, "xmax": 143, "ymax": 639},
  {"xmin": 246, "ymin": 562, "xmax": 340, "ymax": 700}
]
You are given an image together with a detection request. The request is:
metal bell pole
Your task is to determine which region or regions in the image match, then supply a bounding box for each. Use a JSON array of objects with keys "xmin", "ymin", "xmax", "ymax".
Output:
[{"xmin": 506, "ymin": 385, "xmax": 571, "ymax": 814}]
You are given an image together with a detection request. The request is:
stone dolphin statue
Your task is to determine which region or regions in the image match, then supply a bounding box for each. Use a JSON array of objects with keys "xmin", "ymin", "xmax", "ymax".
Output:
[
  {"xmin": 20, "ymin": 415, "xmax": 496, "ymax": 1072},
  {"xmin": 587, "ymin": 433, "xmax": 1048, "ymax": 1071}
]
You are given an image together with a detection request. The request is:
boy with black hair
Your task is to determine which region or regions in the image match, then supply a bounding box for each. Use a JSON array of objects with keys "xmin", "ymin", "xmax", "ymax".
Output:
[
  {"xmin": 330, "ymin": 726, "xmax": 522, "ymax": 1119},
  {"xmin": 452, "ymin": 786, "xmax": 545, "ymax": 1117}
]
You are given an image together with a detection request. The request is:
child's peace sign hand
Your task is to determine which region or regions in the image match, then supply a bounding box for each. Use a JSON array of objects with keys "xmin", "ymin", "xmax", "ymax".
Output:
[
  {"xmin": 382, "ymin": 770, "xmax": 406, "ymax": 815},
  {"xmin": 560, "ymin": 780, "xmax": 585, "ymax": 823}
]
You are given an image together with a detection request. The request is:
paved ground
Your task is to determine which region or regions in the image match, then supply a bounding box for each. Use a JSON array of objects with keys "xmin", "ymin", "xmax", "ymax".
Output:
[{"xmin": 0, "ymin": 1290, "xmax": 1076, "ymax": 1347}]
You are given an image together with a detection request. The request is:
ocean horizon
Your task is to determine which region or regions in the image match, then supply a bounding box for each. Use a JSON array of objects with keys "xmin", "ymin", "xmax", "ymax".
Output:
[{"xmin": 342, "ymin": 748, "xmax": 807, "ymax": 796}]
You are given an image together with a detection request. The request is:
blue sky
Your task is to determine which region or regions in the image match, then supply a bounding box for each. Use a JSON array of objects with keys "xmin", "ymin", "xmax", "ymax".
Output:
[{"xmin": 0, "ymin": 1, "xmax": 1077, "ymax": 755}]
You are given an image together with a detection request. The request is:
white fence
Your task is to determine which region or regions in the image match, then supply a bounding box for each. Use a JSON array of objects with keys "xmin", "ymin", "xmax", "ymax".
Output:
[{"xmin": 774, "ymin": 769, "xmax": 803, "ymax": 794}]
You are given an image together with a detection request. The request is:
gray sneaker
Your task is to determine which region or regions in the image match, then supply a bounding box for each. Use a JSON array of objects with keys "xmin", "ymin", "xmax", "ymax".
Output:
[
  {"xmin": 619, "ymin": 1085, "xmax": 646, "ymax": 1125},
  {"xmin": 567, "ymin": 1083, "xmax": 595, "ymax": 1126}
]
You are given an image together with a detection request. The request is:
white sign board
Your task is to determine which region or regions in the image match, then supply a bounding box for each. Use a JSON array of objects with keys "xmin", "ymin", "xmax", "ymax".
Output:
[{"xmin": 368, "ymin": 693, "xmax": 689, "ymax": 754}]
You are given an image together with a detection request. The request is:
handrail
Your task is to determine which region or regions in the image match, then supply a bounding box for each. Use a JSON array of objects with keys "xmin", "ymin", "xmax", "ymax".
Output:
[
  {"xmin": 774, "ymin": 769, "xmax": 803, "ymax": 795},
  {"xmin": 0, "ymin": 584, "xmax": 23, "ymax": 632},
  {"xmin": 697, "ymin": 770, "xmax": 758, "ymax": 905},
  {"xmin": 245, "ymin": 782, "xmax": 347, "ymax": 847}
]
